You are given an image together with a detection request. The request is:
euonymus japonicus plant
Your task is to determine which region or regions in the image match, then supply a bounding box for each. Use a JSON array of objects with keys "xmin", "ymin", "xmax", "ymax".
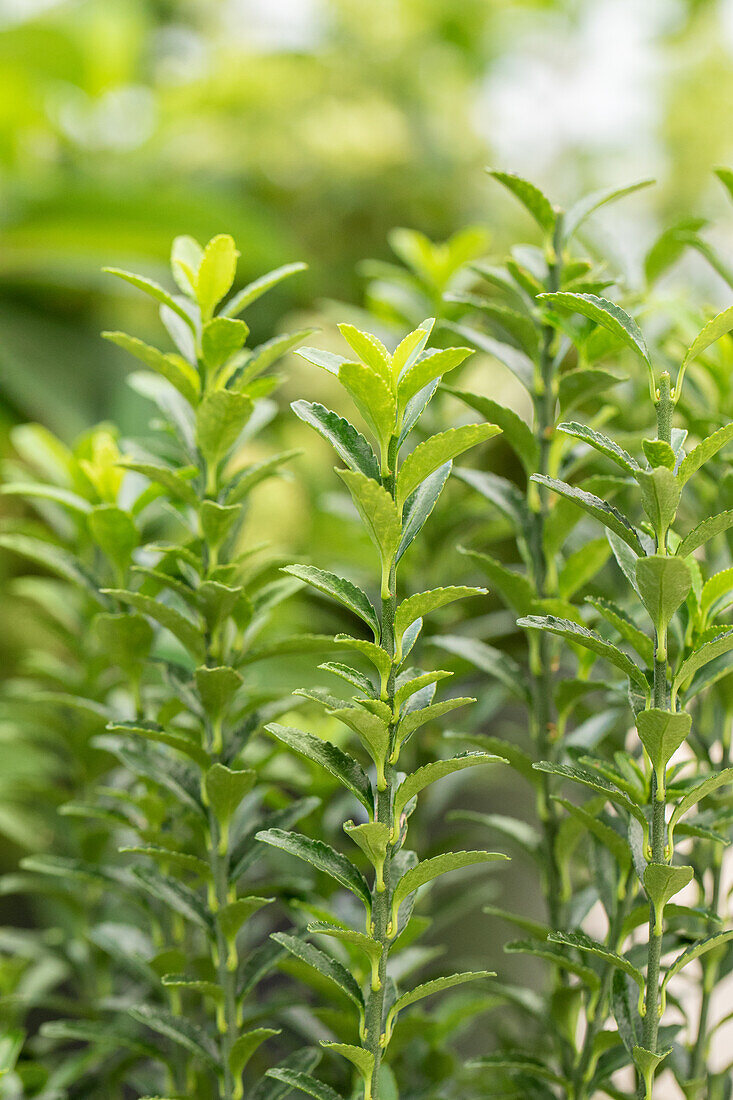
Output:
[
  {"xmin": 255, "ymin": 319, "xmax": 508, "ymax": 1100},
  {"xmin": 0, "ymin": 235, "xmax": 323, "ymax": 1099},
  {"xmin": 512, "ymin": 288, "xmax": 733, "ymax": 1099}
]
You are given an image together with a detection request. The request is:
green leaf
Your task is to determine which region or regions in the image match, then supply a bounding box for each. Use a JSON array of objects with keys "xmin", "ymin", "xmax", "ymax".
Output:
[
  {"xmin": 461, "ymin": 548, "xmax": 535, "ymax": 614},
  {"xmin": 661, "ymin": 931, "xmax": 733, "ymax": 995},
  {"xmin": 532, "ymin": 474, "xmax": 642, "ymax": 554},
  {"xmin": 469, "ymin": 1054, "xmax": 569, "ymax": 1088},
  {"xmin": 674, "ymin": 630, "xmax": 733, "ymax": 695},
  {"xmin": 132, "ymin": 867, "xmax": 212, "ymax": 931},
  {"xmin": 635, "ymin": 555, "xmax": 691, "ymax": 636},
  {"xmin": 102, "ymin": 589, "xmax": 204, "ymax": 662},
  {"xmin": 103, "ymin": 331, "xmax": 201, "ymax": 406},
  {"xmin": 218, "ymin": 897, "xmax": 273, "ymax": 941},
  {"xmin": 385, "ymin": 971, "xmax": 494, "ymax": 1039},
  {"xmin": 229, "ymin": 1029, "xmax": 280, "ymax": 1081},
  {"xmin": 396, "ymin": 347, "xmax": 473, "ymax": 406},
  {"xmin": 558, "ymin": 421, "xmax": 639, "ymax": 476},
  {"xmin": 676, "ymin": 305, "xmax": 733, "ymax": 399},
  {"xmin": 432, "ymin": 634, "xmax": 530, "ymax": 702},
  {"xmin": 106, "ymin": 719, "xmax": 209, "ymax": 769},
  {"xmin": 394, "ymin": 586, "xmax": 485, "ymax": 660},
  {"xmin": 320, "ymin": 1044, "xmax": 374, "ymax": 1092},
  {"xmin": 632, "ymin": 1046, "xmax": 672, "ymax": 1093},
  {"xmin": 444, "ymin": 322, "xmax": 534, "ymax": 391},
  {"xmin": 0, "ymin": 482, "xmax": 92, "ymax": 515},
  {"xmin": 396, "ymin": 425, "xmax": 500, "ymax": 510},
  {"xmin": 129, "ymin": 1005, "xmax": 218, "ymax": 1068},
  {"xmin": 636, "ymin": 709, "xmax": 691, "ymax": 792},
  {"xmin": 392, "ymin": 753, "xmax": 501, "ymax": 831},
  {"xmin": 548, "ymin": 931, "xmax": 644, "ymax": 993},
  {"xmin": 678, "ymin": 423, "xmax": 733, "ymax": 485},
  {"xmin": 518, "ymin": 615, "xmax": 649, "ymax": 693},
  {"xmin": 222, "ymin": 261, "xmax": 307, "ymax": 316},
  {"xmin": 344, "ymin": 821, "xmax": 389, "ymax": 886},
  {"xmin": 563, "ymin": 179, "xmax": 655, "ymax": 239},
  {"xmin": 558, "ymin": 538, "xmax": 611, "ymax": 600},
  {"xmin": 338, "ymin": 361, "xmax": 396, "ymax": 454},
  {"xmin": 273, "ymin": 932, "xmax": 364, "ymax": 1013},
  {"xmin": 118, "ymin": 460, "xmax": 199, "ymax": 507},
  {"xmin": 667, "ymin": 769, "xmax": 733, "ymax": 850},
  {"xmin": 196, "ymin": 390, "xmax": 253, "ymax": 465},
  {"xmin": 329, "ymin": 706, "xmax": 389, "ymax": 786},
  {"xmin": 307, "ymin": 922, "xmax": 382, "ymax": 972},
  {"xmin": 337, "ymin": 470, "xmax": 401, "ymax": 596},
  {"xmin": 196, "ymin": 234, "xmax": 239, "ymax": 320},
  {"xmin": 204, "ymin": 764, "xmax": 256, "ymax": 828},
  {"xmin": 283, "ymin": 565, "xmax": 379, "ymax": 639},
  {"xmin": 292, "ymin": 400, "xmax": 380, "ymax": 481},
  {"xmin": 256, "ymin": 829, "xmax": 371, "ymax": 909},
  {"xmin": 394, "ymin": 698, "xmax": 476, "ymax": 756},
  {"xmin": 677, "ymin": 510, "xmax": 733, "ymax": 556},
  {"xmin": 538, "ymin": 292, "xmax": 651, "ymax": 367},
  {"xmin": 201, "ymin": 317, "xmax": 249, "ymax": 370},
  {"xmin": 0, "ymin": 1030, "xmax": 22, "ymax": 1078},
  {"xmin": 637, "ymin": 467, "xmax": 681, "ymax": 536},
  {"xmin": 586, "ymin": 597, "xmax": 653, "ymax": 665},
  {"xmin": 552, "ymin": 797, "xmax": 631, "ymax": 871},
  {"xmin": 397, "ymin": 461, "xmax": 451, "ymax": 560},
  {"xmin": 389, "ymin": 851, "xmax": 508, "ymax": 935},
  {"xmin": 88, "ymin": 505, "xmax": 138, "ymax": 572},
  {"xmin": 338, "ymin": 323, "xmax": 391, "ymax": 382},
  {"xmin": 171, "ymin": 233, "xmax": 203, "ymax": 295},
  {"xmin": 643, "ymin": 863, "xmax": 694, "ymax": 933},
  {"xmin": 445, "ymin": 387, "xmax": 538, "ymax": 472},
  {"xmin": 265, "ymin": 1069, "xmax": 343, "ymax": 1100},
  {"xmin": 266, "ymin": 724, "xmax": 373, "ymax": 812},
  {"xmin": 103, "ymin": 269, "xmax": 196, "ymax": 330},
  {"xmin": 195, "ymin": 665, "xmax": 243, "ymax": 722},
  {"xmin": 533, "ymin": 762, "xmax": 648, "ymax": 832},
  {"xmin": 488, "ymin": 170, "xmax": 556, "ymax": 234}
]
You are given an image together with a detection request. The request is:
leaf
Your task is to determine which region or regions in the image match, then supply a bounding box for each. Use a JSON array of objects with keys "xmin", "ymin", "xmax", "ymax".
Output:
[
  {"xmin": 118, "ymin": 460, "xmax": 199, "ymax": 506},
  {"xmin": 265, "ymin": 1069, "xmax": 344, "ymax": 1100},
  {"xmin": 103, "ymin": 268, "xmax": 196, "ymax": 329},
  {"xmin": 196, "ymin": 234, "xmax": 239, "ymax": 320},
  {"xmin": 667, "ymin": 769, "xmax": 733, "ymax": 849},
  {"xmin": 538, "ymin": 292, "xmax": 651, "ymax": 366},
  {"xmin": 661, "ymin": 931, "xmax": 733, "ymax": 995},
  {"xmin": 266, "ymin": 724, "xmax": 373, "ymax": 811},
  {"xmin": 637, "ymin": 467, "xmax": 681, "ymax": 536},
  {"xmin": 635, "ymin": 555, "xmax": 691, "ymax": 635},
  {"xmin": 396, "ymin": 346, "xmax": 473, "ymax": 405},
  {"xmin": 131, "ymin": 866, "xmax": 212, "ymax": 931},
  {"xmin": 201, "ymin": 317, "xmax": 249, "ymax": 370},
  {"xmin": 256, "ymin": 829, "xmax": 371, "ymax": 908},
  {"xmin": 548, "ymin": 931, "xmax": 644, "ymax": 992},
  {"xmin": 394, "ymin": 587, "xmax": 485, "ymax": 659},
  {"xmin": 272, "ymin": 932, "xmax": 364, "ymax": 1012},
  {"xmin": 195, "ymin": 665, "xmax": 243, "ymax": 722},
  {"xmin": 677, "ymin": 306, "xmax": 733, "ymax": 398},
  {"xmin": 204, "ymin": 764, "xmax": 256, "ymax": 828},
  {"xmin": 392, "ymin": 319, "xmax": 434, "ymax": 377},
  {"xmin": 461, "ymin": 549, "xmax": 535, "ymax": 614},
  {"xmin": 443, "ymin": 322, "xmax": 534, "ymax": 391},
  {"xmin": 129, "ymin": 1005, "xmax": 218, "ymax": 1068},
  {"xmin": 106, "ymin": 719, "xmax": 209, "ymax": 768},
  {"xmin": 389, "ymin": 851, "xmax": 508, "ymax": 934},
  {"xmin": 395, "ymin": 698, "xmax": 476, "ymax": 754},
  {"xmin": 338, "ymin": 324, "xmax": 391, "ymax": 381},
  {"xmin": 0, "ymin": 482, "xmax": 93, "ymax": 515},
  {"xmin": 431, "ymin": 634, "xmax": 530, "ymax": 702},
  {"xmin": 283, "ymin": 565, "xmax": 379, "ymax": 638},
  {"xmin": 291, "ymin": 401, "xmax": 380, "ymax": 481},
  {"xmin": 558, "ymin": 538, "xmax": 611, "ymax": 600},
  {"xmin": 643, "ymin": 863, "xmax": 694, "ymax": 933},
  {"xmin": 320, "ymin": 1044, "xmax": 374, "ymax": 1091},
  {"xmin": 338, "ymin": 361, "xmax": 396, "ymax": 454},
  {"xmin": 470, "ymin": 1053, "xmax": 569, "ymax": 1088},
  {"xmin": 518, "ymin": 615, "xmax": 649, "ymax": 693},
  {"xmin": 0, "ymin": 534, "xmax": 101, "ymax": 598},
  {"xmin": 532, "ymin": 474, "xmax": 643, "ymax": 554},
  {"xmin": 396, "ymin": 425, "xmax": 500, "ymax": 510},
  {"xmin": 397, "ymin": 461, "xmax": 451, "ymax": 561},
  {"xmin": 229, "ymin": 1029, "xmax": 280, "ymax": 1080},
  {"xmin": 586, "ymin": 598, "xmax": 653, "ymax": 665},
  {"xmin": 636, "ymin": 709, "xmax": 691, "ymax": 791},
  {"xmin": 488, "ymin": 170, "xmax": 556, "ymax": 234},
  {"xmin": 102, "ymin": 589, "xmax": 204, "ymax": 662},
  {"xmin": 563, "ymin": 178, "xmax": 655, "ymax": 239},
  {"xmin": 385, "ymin": 971, "xmax": 494, "ymax": 1037},
  {"xmin": 677, "ymin": 510, "xmax": 733, "ymax": 556},
  {"xmin": 337, "ymin": 470, "xmax": 401, "ymax": 595},
  {"xmin": 674, "ymin": 630, "xmax": 733, "ymax": 694},
  {"xmin": 392, "ymin": 753, "xmax": 501, "ymax": 827},
  {"xmin": 444, "ymin": 387, "xmax": 538, "ymax": 471},
  {"xmin": 88, "ymin": 505, "xmax": 138, "ymax": 572},
  {"xmin": 558, "ymin": 421, "xmax": 639, "ymax": 476},
  {"xmin": 533, "ymin": 762, "xmax": 647, "ymax": 831},
  {"xmin": 196, "ymin": 390, "xmax": 253, "ymax": 465},
  {"xmin": 678, "ymin": 423, "xmax": 733, "ymax": 485},
  {"xmin": 223, "ymin": 261, "xmax": 307, "ymax": 316},
  {"xmin": 552, "ymin": 797, "xmax": 631, "ymax": 870}
]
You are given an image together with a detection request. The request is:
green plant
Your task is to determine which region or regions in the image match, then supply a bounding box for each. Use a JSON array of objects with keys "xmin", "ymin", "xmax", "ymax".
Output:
[{"xmin": 256, "ymin": 319, "xmax": 507, "ymax": 1100}]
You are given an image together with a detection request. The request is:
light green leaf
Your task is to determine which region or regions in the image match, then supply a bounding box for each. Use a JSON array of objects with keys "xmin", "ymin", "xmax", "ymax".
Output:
[
  {"xmin": 678, "ymin": 423, "xmax": 733, "ymax": 485},
  {"xmin": 223, "ymin": 261, "xmax": 307, "ymax": 316},
  {"xmin": 397, "ymin": 461, "xmax": 451, "ymax": 560},
  {"xmin": 0, "ymin": 482, "xmax": 92, "ymax": 515},
  {"xmin": 488, "ymin": 170, "xmax": 556, "ymax": 234},
  {"xmin": 266, "ymin": 724, "xmax": 372, "ymax": 811},
  {"xmin": 392, "ymin": 753, "xmax": 501, "ymax": 831},
  {"xmin": 102, "ymin": 588, "xmax": 204, "ymax": 661},
  {"xmin": 676, "ymin": 305, "xmax": 733, "ymax": 400},
  {"xmin": 677, "ymin": 510, "xmax": 733, "ymax": 556},
  {"xmin": 392, "ymin": 319, "xmax": 434, "ymax": 378},
  {"xmin": 396, "ymin": 345, "xmax": 473, "ymax": 407},
  {"xmin": 229, "ymin": 1029, "xmax": 280, "ymax": 1081},
  {"xmin": 635, "ymin": 555, "xmax": 691, "ymax": 636},
  {"xmin": 643, "ymin": 863, "xmax": 694, "ymax": 933},
  {"xmin": 558, "ymin": 421, "xmax": 639, "ymax": 476},
  {"xmin": 204, "ymin": 764, "xmax": 256, "ymax": 828},
  {"xmin": 103, "ymin": 331, "xmax": 200, "ymax": 406},
  {"xmin": 394, "ymin": 586, "xmax": 485, "ymax": 660},
  {"xmin": 196, "ymin": 234, "xmax": 239, "ymax": 321},
  {"xmin": 396, "ymin": 425, "xmax": 499, "ymax": 511},
  {"xmin": 329, "ymin": 706, "xmax": 389, "ymax": 786},
  {"xmin": 256, "ymin": 829, "xmax": 371, "ymax": 909},
  {"xmin": 563, "ymin": 179, "xmax": 655, "ymax": 239},
  {"xmin": 103, "ymin": 269, "xmax": 196, "ymax": 330},
  {"xmin": 337, "ymin": 470, "xmax": 401, "ymax": 596},
  {"xmin": 389, "ymin": 851, "xmax": 508, "ymax": 935},
  {"xmin": 338, "ymin": 361, "xmax": 396, "ymax": 454},
  {"xmin": 532, "ymin": 474, "xmax": 643, "ymax": 554},
  {"xmin": 283, "ymin": 565, "xmax": 379, "ymax": 639},
  {"xmin": 88, "ymin": 505, "xmax": 138, "ymax": 572},
  {"xmin": 118, "ymin": 460, "xmax": 198, "ymax": 507},
  {"xmin": 637, "ymin": 467, "xmax": 681, "ymax": 536},
  {"xmin": 170, "ymin": 233, "xmax": 203, "ymax": 295},
  {"xmin": 460, "ymin": 548, "xmax": 535, "ymax": 614},
  {"xmin": 394, "ymin": 698, "xmax": 475, "ymax": 757},
  {"xmin": 538, "ymin": 292, "xmax": 651, "ymax": 366},
  {"xmin": 201, "ymin": 317, "xmax": 249, "ymax": 370},
  {"xmin": 636, "ymin": 708, "xmax": 691, "ymax": 793},
  {"xmin": 338, "ymin": 324, "xmax": 391, "ymax": 382},
  {"xmin": 518, "ymin": 615, "xmax": 649, "ymax": 693},
  {"xmin": 196, "ymin": 390, "xmax": 253, "ymax": 465}
]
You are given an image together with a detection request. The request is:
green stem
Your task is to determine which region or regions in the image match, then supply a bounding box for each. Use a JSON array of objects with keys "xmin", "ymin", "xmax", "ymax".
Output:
[{"xmin": 209, "ymin": 810, "xmax": 238, "ymax": 1100}]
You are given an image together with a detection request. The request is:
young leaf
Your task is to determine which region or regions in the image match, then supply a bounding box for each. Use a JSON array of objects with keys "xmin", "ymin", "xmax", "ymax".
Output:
[
  {"xmin": 338, "ymin": 360, "xmax": 396, "ymax": 454},
  {"xmin": 103, "ymin": 331, "xmax": 200, "ymax": 406},
  {"xmin": 103, "ymin": 268, "xmax": 196, "ymax": 329},
  {"xmin": 222, "ymin": 261, "xmax": 307, "ymax": 316},
  {"xmin": 488, "ymin": 170, "xmax": 556, "ymax": 234},
  {"xmin": 635, "ymin": 709, "xmax": 691, "ymax": 792},
  {"xmin": 338, "ymin": 324, "xmax": 391, "ymax": 382},
  {"xmin": 643, "ymin": 863, "xmax": 694, "ymax": 933},
  {"xmin": 676, "ymin": 305, "xmax": 733, "ymax": 400},
  {"xmin": 196, "ymin": 234, "xmax": 239, "ymax": 320},
  {"xmin": 394, "ymin": 586, "xmax": 485, "ymax": 658},
  {"xmin": 196, "ymin": 390, "xmax": 253, "ymax": 465},
  {"xmin": 204, "ymin": 764, "xmax": 256, "ymax": 828},
  {"xmin": 563, "ymin": 178, "xmax": 654, "ymax": 239},
  {"xmin": 283, "ymin": 565, "xmax": 380, "ymax": 639},
  {"xmin": 635, "ymin": 555, "xmax": 692, "ymax": 636},
  {"xmin": 678, "ymin": 423, "xmax": 733, "ymax": 485},
  {"xmin": 337, "ymin": 470, "xmax": 401, "ymax": 596},
  {"xmin": 396, "ymin": 346, "xmax": 473, "ymax": 405},
  {"xmin": 395, "ymin": 425, "xmax": 499, "ymax": 511}
]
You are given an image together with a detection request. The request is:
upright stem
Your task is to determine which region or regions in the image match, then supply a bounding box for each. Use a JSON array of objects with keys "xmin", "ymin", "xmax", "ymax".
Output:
[{"xmin": 364, "ymin": 437, "xmax": 400, "ymax": 1100}]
